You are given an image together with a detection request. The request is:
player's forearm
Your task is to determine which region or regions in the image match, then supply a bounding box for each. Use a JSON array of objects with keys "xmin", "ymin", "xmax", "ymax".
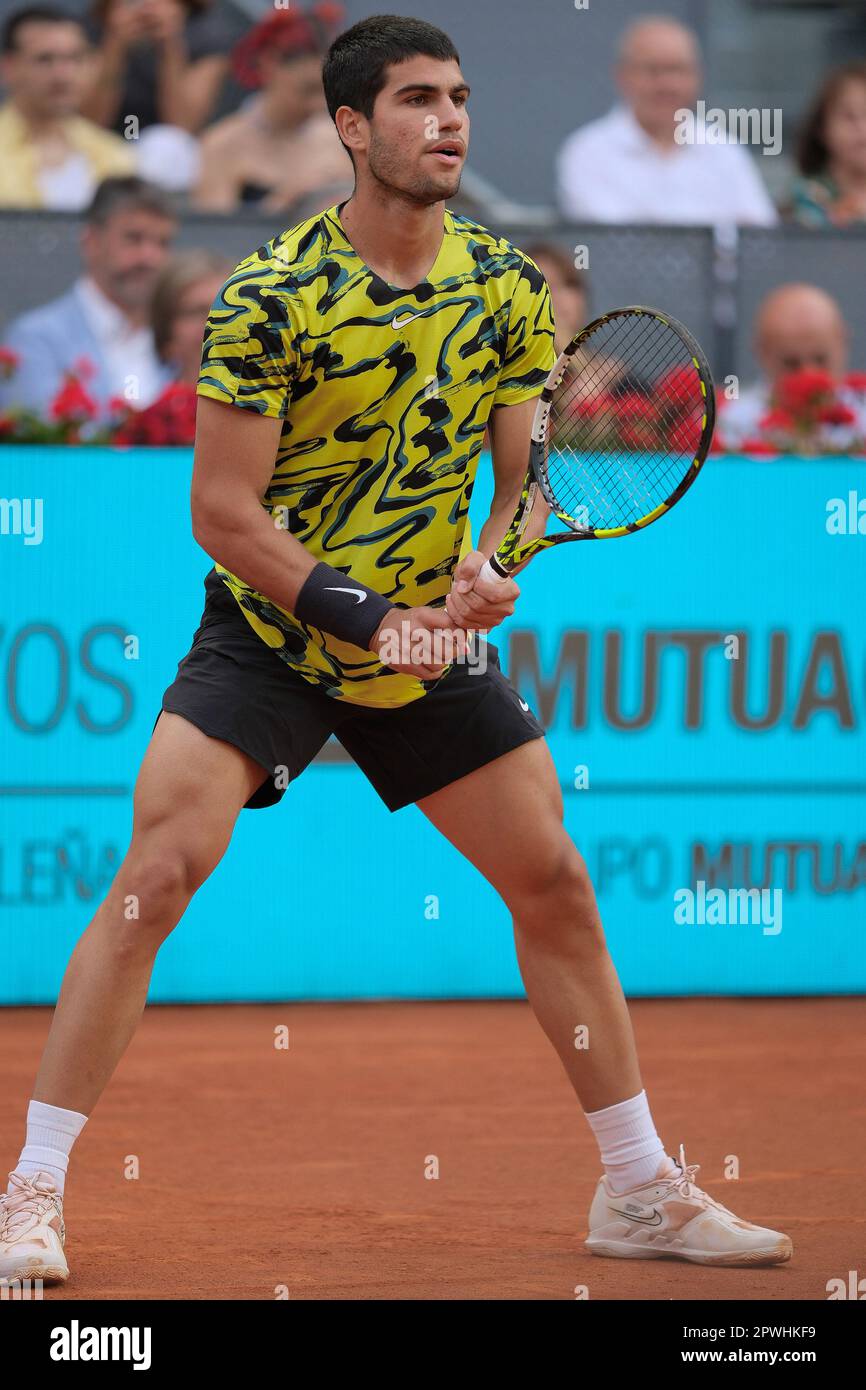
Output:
[
  {"xmin": 192, "ymin": 498, "xmax": 318, "ymax": 612},
  {"xmin": 192, "ymin": 500, "xmax": 395, "ymax": 650},
  {"xmin": 476, "ymin": 489, "xmax": 550, "ymax": 569},
  {"xmin": 476, "ymin": 488, "xmax": 520, "ymax": 557}
]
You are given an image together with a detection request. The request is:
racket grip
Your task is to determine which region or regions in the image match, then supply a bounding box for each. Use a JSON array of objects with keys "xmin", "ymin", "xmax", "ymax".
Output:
[{"xmin": 479, "ymin": 556, "xmax": 512, "ymax": 586}]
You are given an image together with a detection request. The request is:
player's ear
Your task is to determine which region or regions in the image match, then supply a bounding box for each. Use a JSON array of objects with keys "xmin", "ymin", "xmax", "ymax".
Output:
[{"xmin": 334, "ymin": 105, "xmax": 366, "ymax": 160}]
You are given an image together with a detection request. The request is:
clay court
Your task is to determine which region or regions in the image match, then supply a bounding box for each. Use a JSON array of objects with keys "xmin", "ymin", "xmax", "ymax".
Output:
[{"xmin": 2, "ymin": 995, "xmax": 861, "ymax": 1301}]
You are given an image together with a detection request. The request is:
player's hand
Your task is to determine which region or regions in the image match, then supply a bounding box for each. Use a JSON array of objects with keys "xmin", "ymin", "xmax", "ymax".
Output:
[
  {"xmin": 369, "ymin": 606, "xmax": 469, "ymax": 679},
  {"xmin": 445, "ymin": 549, "xmax": 519, "ymax": 630}
]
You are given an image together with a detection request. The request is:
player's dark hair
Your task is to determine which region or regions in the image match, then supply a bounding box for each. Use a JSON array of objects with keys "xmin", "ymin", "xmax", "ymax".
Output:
[
  {"xmin": 322, "ymin": 12, "xmax": 460, "ymax": 160},
  {"xmin": 797, "ymin": 60, "xmax": 866, "ymax": 177},
  {"xmin": 85, "ymin": 176, "xmax": 179, "ymax": 228},
  {"xmin": 1, "ymin": 4, "xmax": 81, "ymax": 51}
]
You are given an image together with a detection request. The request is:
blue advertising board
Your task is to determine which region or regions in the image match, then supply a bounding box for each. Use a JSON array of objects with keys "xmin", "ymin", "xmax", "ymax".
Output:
[{"xmin": 1, "ymin": 448, "xmax": 864, "ymax": 1001}]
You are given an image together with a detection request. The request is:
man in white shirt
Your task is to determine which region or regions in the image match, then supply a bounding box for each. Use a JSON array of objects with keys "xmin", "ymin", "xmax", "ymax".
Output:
[
  {"xmin": 556, "ymin": 15, "xmax": 777, "ymax": 227},
  {"xmin": 0, "ymin": 175, "xmax": 178, "ymax": 423}
]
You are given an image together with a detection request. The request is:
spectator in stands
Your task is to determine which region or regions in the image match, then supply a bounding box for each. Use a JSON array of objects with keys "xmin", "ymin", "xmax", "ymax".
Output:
[
  {"xmin": 110, "ymin": 247, "xmax": 232, "ymax": 444},
  {"xmin": 151, "ymin": 248, "xmax": 232, "ymax": 383},
  {"xmin": 80, "ymin": 0, "xmax": 230, "ymax": 134},
  {"xmin": 0, "ymin": 5, "xmax": 134, "ymax": 209},
  {"xmin": 715, "ymin": 283, "xmax": 866, "ymax": 452},
  {"xmin": 523, "ymin": 242, "xmax": 589, "ymax": 353},
  {"xmin": 555, "ymin": 15, "xmax": 777, "ymax": 227},
  {"xmin": 0, "ymin": 176, "xmax": 177, "ymax": 422},
  {"xmin": 77, "ymin": 0, "xmax": 234, "ymax": 193},
  {"xmin": 194, "ymin": 3, "xmax": 351, "ymax": 215},
  {"xmin": 791, "ymin": 61, "xmax": 866, "ymax": 227}
]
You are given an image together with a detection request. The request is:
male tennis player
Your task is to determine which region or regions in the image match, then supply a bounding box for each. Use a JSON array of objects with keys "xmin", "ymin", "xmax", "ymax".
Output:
[{"xmin": 1, "ymin": 13, "xmax": 791, "ymax": 1283}]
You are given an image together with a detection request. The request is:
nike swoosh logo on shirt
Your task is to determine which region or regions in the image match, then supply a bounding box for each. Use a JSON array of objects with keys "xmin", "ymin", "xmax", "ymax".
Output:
[
  {"xmin": 391, "ymin": 311, "xmax": 426, "ymax": 329},
  {"xmin": 323, "ymin": 586, "xmax": 367, "ymax": 604},
  {"xmin": 518, "ymin": 697, "xmax": 530, "ymax": 712}
]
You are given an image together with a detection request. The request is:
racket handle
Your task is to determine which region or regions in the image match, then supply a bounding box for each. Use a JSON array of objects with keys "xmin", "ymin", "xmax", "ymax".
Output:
[{"xmin": 479, "ymin": 556, "xmax": 512, "ymax": 586}]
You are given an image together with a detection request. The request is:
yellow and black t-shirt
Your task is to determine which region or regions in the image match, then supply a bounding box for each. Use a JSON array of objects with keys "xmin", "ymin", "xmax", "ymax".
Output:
[{"xmin": 197, "ymin": 201, "xmax": 555, "ymax": 708}]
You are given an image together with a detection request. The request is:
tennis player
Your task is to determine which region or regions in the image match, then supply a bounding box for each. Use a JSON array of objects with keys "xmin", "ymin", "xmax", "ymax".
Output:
[{"xmin": 1, "ymin": 13, "xmax": 791, "ymax": 1283}]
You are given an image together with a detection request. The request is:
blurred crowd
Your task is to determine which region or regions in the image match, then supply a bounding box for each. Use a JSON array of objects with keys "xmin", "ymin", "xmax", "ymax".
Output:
[
  {"xmin": 0, "ymin": 0, "xmax": 353, "ymax": 210},
  {"xmin": 0, "ymin": 4, "xmax": 864, "ymax": 450}
]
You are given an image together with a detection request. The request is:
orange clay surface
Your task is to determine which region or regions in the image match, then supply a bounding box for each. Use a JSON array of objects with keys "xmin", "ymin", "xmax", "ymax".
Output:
[{"xmin": 2, "ymin": 997, "xmax": 862, "ymax": 1300}]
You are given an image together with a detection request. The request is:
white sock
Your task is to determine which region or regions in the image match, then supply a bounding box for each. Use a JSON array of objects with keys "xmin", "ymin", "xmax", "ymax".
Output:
[
  {"xmin": 9, "ymin": 1099, "xmax": 88, "ymax": 1198},
  {"xmin": 585, "ymin": 1089, "xmax": 672, "ymax": 1194}
]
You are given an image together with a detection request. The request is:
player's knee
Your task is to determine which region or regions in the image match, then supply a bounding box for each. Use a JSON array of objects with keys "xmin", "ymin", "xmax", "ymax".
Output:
[
  {"xmin": 122, "ymin": 849, "xmax": 192, "ymax": 926},
  {"xmin": 108, "ymin": 834, "xmax": 223, "ymax": 958},
  {"xmin": 558, "ymin": 848, "xmax": 596, "ymax": 918},
  {"xmin": 511, "ymin": 839, "xmax": 597, "ymax": 931},
  {"xmin": 115, "ymin": 832, "xmax": 225, "ymax": 949}
]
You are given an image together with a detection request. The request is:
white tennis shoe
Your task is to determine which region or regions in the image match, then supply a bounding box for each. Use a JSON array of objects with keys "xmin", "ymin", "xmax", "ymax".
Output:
[
  {"xmin": 0, "ymin": 1170, "xmax": 69, "ymax": 1284},
  {"xmin": 585, "ymin": 1144, "xmax": 792, "ymax": 1266}
]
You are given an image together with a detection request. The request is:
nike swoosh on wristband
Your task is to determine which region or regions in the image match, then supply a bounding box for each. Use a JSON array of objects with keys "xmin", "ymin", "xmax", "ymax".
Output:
[
  {"xmin": 323, "ymin": 586, "xmax": 367, "ymax": 604},
  {"xmin": 391, "ymin": 311, "xmax": 426, "ymax": 329}
]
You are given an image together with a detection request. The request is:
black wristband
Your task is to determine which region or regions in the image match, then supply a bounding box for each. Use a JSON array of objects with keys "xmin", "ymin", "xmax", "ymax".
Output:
[{"xmin": 293, "ymin": 561, "xmax": 394, "ymax": 650}]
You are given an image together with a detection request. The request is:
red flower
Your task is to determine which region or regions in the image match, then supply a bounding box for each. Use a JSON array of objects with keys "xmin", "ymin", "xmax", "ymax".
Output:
[
  {"xmin": 111, "ymin": 383, "xmax": 198, "ymax": 446},
  {"xmin": 50, "ymin": 373, "xmax": 98, "ymax": 423},
  {"xmin": 669, "ymin": 418, "xmax": 702, "ymax": 453},
  {"xmin": 0, "ymin": 346, "xmax": 19, "ymax": 380},
  {"xmin": 0, "ymin": 412, "xmax": 15, "ymax": 436},
  {"xmin": 657, "ymin": 365, "xmax": 699, "ymax": 416},
  {"xmin": 615, "ymin": 392, "xmax": 659, "ymax": 422},
  {"xmin": 817, "ymin": 402, "xmax": 857, "ymax": 426},
  {"xmin": 759, "ymin": 407, "xmax": 795, "ymax": 432},
  {"xmin": 608, "ymin": 393, "xmax": 659, "ymax": 451},
  {"xmin": 843, "ymin": 371, "xmax": 866, "ymax": 393},
  {"xmin": 566, "ymin": 389, "xmax": 615, "ymax": 419},
  {"xmin": 775, "ymin": 369, "xmax": 834, "ymax": 416}
]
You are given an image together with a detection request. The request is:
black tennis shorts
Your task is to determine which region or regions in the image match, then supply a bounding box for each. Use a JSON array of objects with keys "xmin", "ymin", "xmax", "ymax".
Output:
[{"xmin": 157, "ymin": 568, "xmax": 546, "ymax": 812}]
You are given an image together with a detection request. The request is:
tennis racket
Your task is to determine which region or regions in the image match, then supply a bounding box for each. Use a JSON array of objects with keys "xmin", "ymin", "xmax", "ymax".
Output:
[{"xmin": 479, "ymin": 305, "xmax": 715, "ymax": 585}]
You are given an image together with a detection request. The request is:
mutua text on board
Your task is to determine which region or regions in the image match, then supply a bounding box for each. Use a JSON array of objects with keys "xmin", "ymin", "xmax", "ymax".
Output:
[{"xmin": 507, "ymin": 628, "xmax": 858, "ymax": 731}]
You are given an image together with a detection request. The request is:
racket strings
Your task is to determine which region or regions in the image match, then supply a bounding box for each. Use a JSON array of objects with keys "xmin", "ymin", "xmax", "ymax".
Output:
[
  {"xmin": 550, "ymin": 327, "xmax": 697, "ymax": 515},
  {"xmin": 544, "ymin": 314, "xmax": 707, "ymax": 530},
  {"xmin": 549, "ymin": 346, "xmax": 702, "ymax": 522}
]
